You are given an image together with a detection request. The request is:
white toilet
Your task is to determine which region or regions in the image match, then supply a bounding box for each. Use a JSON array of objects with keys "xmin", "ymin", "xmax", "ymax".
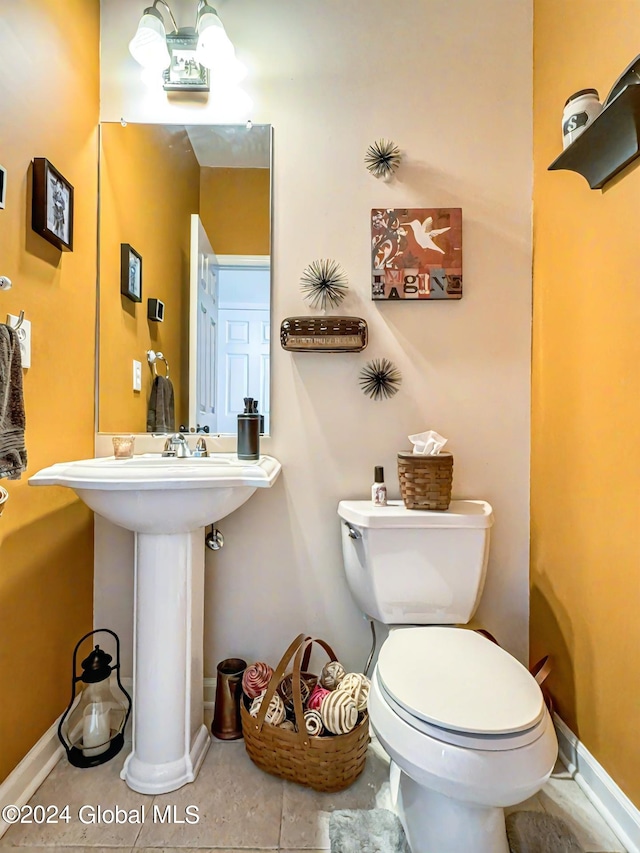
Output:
[{"xmin": 338, "ymin": 499, "xmax": 558, "ymax": 853}]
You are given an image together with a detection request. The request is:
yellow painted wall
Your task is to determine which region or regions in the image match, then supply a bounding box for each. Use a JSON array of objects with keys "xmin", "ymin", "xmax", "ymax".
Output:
[
  {"xmin": 0, "ymin": 0, "xmax": 99, "ymax": 782},
  {"xmin": 532, "ymin": 1, "xmax": 640, "ymax": 805},
  {"xmin": 99, "ymin": 124, "xmax": 200, "ymax": 433},
  {"xmin": 199, "ymin": 168, "xmax": 270, "ymax": 256}
]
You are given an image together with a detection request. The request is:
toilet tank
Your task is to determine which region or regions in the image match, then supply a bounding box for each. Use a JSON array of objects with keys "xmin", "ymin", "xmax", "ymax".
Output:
[{"xmin": 337, "ymin": 500, "xmax": 493, "ymax": 625}]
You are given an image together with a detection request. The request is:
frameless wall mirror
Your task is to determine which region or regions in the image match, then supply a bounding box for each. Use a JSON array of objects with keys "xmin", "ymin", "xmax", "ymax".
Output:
[{"xmin": 98, "ymin": 122, "xmax": 272, "ymax": 435}]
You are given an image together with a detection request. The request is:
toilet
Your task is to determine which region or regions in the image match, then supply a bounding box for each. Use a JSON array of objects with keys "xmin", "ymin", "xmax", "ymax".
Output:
[{"xmin": 338, "ymin": 499, "xmax": 558, "ymax": 853}]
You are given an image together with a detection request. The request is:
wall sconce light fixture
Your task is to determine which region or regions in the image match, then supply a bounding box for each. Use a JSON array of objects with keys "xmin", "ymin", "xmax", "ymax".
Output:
[{"xmin": 129, "ymin": 0, "xmax": 236, "ymax": 92}]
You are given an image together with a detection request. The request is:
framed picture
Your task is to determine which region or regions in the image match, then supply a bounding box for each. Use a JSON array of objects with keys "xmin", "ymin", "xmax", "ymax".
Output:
[
  {"xmin": 0, "ymin": 163, "xmax": 6, "ymax": 210},
  {"xmin": 371, "ymin": 208, "xmax": 463, "ymax": 300},
  {"xmin": 32, "ymin": 158, "xmax": 74, "ymax": 251},
  {"xmin": 121, "ymin": 244, "xmax": 142, "ymax": 302}
]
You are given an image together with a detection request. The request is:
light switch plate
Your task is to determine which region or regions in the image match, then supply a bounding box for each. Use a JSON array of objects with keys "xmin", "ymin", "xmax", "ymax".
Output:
[
  {"xmin": 133, "ymin": 359, "xmax": 142, "ymax": 392},
  {"xmin": 6, "ymin": 314, "xmax": 31, "ymax": 368}
]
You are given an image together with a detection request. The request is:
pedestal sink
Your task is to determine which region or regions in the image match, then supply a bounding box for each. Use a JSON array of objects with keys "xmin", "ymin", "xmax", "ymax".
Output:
[{"xmin": 30, "ymin": 453, "xmax": 281, "ymax": 794}]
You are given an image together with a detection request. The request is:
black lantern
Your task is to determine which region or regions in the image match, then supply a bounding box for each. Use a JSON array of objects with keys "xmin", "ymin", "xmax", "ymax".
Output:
[{"xmin": 58, "ymin": 629, "xmax": 132, "ymax": 768}]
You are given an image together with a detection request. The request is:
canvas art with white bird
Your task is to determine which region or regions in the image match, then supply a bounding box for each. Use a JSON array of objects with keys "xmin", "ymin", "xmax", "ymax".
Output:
[
  {"xmin": 404, "ymin": 216, "xmax": 450, "ymax": 253},
  {"xmin": 371, "ymin": 207, "xmax": 462, "ymax": 301}
]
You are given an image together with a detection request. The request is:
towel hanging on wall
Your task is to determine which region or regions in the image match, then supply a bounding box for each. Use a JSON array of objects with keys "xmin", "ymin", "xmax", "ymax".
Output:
[
  {"xmin": 146, "ymin": 374, "xmax": 175, "ymax": 433},
  {"xmin": 0, "ymin": 324, "xmax": 27, "ymax": 480}
]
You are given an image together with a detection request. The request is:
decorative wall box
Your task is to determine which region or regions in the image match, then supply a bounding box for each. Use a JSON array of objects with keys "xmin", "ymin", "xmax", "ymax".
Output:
[
  {"xmin": 548, "ymin": 85, "xmax": 640, "ymax": 189},
  {"xmin": 371, "ymin": 208, "xmax": 462, "ymax": 300},
  {"xmin": 280, "ymin": 317, "xmax": 368, "ymax": 352},
  {"xmin": 147, "ymin": 298, "xmax": 165, "ymax": 322}
]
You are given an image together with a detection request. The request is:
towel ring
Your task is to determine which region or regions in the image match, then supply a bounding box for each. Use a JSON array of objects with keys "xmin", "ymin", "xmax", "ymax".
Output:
[{"xmin": 147, "ymin": 349, "xmax": 170, "ymax": 379}]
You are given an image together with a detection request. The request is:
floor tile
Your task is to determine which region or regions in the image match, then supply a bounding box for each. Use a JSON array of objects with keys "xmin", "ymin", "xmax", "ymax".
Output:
[
  {"xmin": 0, "ymin": 735, "xmax": 628, "ymax": 853},
  {"xmin": 134, "ymin": 741, "xmax": 282, "ymax": 849},
  {"xmin": 0, "ymin": 755, "xmax": 148, "ymax": 847},
  {"xmin": 538, "ymin": 778, "xmax": 626, "ymax": 852},
  {"xmin": 279, "ymin": 743, "xmax": 390, "ymax": 850}
]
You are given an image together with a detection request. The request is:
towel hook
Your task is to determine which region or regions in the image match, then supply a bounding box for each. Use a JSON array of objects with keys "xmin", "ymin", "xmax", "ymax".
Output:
[
  {"xmin": 11, "ymin": 310, "xmax": 25, "ymax": 332},
  {"xmin": 146, "ymin": 349, "xmax": 170, "ymax": 379}
]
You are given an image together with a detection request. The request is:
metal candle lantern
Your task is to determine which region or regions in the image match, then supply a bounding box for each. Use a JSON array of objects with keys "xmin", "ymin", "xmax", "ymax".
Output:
[{"xmin": 58, "ymin": 629, "xmax": 131, "ymax": 768}]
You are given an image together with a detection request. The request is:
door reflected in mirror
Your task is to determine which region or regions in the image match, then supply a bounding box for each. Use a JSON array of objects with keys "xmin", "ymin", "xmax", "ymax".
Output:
[{"xmin": 98, "ymin": 122, "xmax": 272, "ymax": 436}]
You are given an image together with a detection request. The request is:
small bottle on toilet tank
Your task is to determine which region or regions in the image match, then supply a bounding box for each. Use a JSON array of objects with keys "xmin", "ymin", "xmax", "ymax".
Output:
[{"xmin": 372, "ymin": 466, "xmax": 387, "ymax": 507}]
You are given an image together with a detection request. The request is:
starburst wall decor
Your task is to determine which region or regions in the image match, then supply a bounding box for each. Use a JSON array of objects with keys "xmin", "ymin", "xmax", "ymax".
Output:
[
  {"xmin": 359, "ymin": 358, "xmax": 402, "ymax": 401},
  {"xmin": 364, "ymin": 139, "xmax": 402, "ymax": 180},
  {"xmin": 300, "ymin": 259, "xmax": 348, "ymax": 310}
]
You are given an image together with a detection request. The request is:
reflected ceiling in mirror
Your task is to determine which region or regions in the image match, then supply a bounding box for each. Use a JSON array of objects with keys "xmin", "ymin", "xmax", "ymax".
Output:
[{"xmin": 98, "ymin": 122, "xmax": 272, "ymax": 436}]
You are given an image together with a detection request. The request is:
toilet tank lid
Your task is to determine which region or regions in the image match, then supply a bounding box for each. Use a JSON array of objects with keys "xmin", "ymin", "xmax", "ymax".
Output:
[
  {"xmin": 377, "ymin": 627, "xmax": 545, "ymax": 735},
  {"xmin": 337, "ymin": 499, "xmax": 493, "ymax": 529}
]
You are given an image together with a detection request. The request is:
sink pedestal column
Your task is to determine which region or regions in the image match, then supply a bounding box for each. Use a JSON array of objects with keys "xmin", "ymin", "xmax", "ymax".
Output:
[{"xmin": 121, "ymin": 530, "xmax": 210, "ymax": 794}]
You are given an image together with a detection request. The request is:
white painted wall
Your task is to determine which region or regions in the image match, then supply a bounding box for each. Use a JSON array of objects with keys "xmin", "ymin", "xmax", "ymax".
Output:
[{"xmin": 97, "ymin": 0, "xmax": 533, "ymax": 676}]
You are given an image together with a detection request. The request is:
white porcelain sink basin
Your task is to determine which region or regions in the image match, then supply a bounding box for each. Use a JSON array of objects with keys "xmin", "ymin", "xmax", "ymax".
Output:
[
  {"xmin": 30, "ymin": 451, "xmax": 281, "ymax": 796},
  {"xmin": 30, "ymin": 453, "xmax": 281, "ymax": 534}
]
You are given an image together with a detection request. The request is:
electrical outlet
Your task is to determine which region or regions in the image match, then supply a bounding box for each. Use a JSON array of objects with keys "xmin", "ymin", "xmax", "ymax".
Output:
[
  {"xmin": 6, "ymin": 314, "xmax": 31, "ymax": 368},
  {"xmin": 133, "ymin": 359, "xmax": 142, "ymax": 392}
]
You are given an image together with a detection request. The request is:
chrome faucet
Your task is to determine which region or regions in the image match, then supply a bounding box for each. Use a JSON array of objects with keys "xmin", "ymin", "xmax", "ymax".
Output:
[{"xmin": 162, "ymin": 434, "xmax": 192, "ymax": 458}]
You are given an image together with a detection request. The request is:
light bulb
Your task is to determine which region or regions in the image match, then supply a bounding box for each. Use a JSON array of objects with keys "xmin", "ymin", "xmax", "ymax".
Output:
[
  {"xmin": 196, "ymin": 9, "xmax": 235, "ymax": 71},
  {"xmin": 129, "ymin": 8, "xmax": 171, "ymax": 71}
]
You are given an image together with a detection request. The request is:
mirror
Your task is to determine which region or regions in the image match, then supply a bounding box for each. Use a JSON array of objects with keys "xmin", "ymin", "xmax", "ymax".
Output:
[{"xmin": 98, "ymin": 122, "xmax": 272, "ymax": 435}]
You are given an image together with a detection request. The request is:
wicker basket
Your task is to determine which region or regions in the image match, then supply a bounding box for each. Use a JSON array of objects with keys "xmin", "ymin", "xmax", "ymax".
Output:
[
  {"xmin": 397, "ymin": 451, "xmax": 453, "ymax": 511},
  {"xmin": 241, "ymin": 634, "xmax": 369, "ymax": 793}
]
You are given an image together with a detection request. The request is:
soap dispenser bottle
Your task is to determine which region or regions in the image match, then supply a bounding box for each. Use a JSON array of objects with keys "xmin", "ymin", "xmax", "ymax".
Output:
[
  {"xmin": 372, "ymin": 466, "xmax": 387, "ymax": 507},
  {"xmin": 237, "ymin": 398, "xmax": 260, "ymax": 461}
]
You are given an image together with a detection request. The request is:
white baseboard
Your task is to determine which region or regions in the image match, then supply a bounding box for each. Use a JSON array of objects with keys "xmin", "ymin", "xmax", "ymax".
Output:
[
  {"xmin": 554, "ymin": 714, "xmax": 640, "ymax": 853},
  {"xmin": 204, "ymin": 677, "xmax": 216, "ymax": 709},
  {"xmin": 0, "ymin": 718, "xmax": 64, "ymax": 840}
]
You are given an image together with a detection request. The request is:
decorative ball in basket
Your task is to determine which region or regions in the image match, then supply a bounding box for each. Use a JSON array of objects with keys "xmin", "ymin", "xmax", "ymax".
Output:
[{"xmin": 240, "ymin": 634, "xmax": 369, "ymax": 793}]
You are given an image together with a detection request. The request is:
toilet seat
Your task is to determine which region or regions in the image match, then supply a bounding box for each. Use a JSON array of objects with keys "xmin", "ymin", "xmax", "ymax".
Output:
[
  {"xmin": 375, "ymin": 670, "xmax": 547, "ymax": 751},
  {"xmin": 376, "ymin": 627, "xmax": 545, "ymax": 751}
]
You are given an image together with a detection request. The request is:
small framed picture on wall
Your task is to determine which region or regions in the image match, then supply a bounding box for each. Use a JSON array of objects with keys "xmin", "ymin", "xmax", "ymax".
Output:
[
  {"xmin": 0, "ymin": 163, "xmax": 7, "ymax": 209},
  {"xmin": 121, "ymin": 243, "xmax": 142, "ymax": 302},
  {"xmin": 32, "ymin": 158, "xmax": 74, "ymax": 251}
]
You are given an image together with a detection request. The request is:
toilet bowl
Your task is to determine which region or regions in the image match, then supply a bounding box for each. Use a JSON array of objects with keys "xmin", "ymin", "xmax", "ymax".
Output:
[
  {"xmin": 337, "ymin": 500, "xmax": 558, "ymax": 853},
  {"xmin": 368, "ymin": 626, "xmax": 557, "ymax": 853}
]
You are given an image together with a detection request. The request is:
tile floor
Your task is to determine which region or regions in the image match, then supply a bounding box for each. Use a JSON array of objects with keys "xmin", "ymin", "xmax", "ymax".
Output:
[{"xmin": 0, "ymin": 719, "xmax": 627, "ymax": 853}]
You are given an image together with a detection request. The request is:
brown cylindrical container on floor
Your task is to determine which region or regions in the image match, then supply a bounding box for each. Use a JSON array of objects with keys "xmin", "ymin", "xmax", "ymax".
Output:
[{"xmin": 212, "ymin": 658, "xmax": 247, "ymax": 740}]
